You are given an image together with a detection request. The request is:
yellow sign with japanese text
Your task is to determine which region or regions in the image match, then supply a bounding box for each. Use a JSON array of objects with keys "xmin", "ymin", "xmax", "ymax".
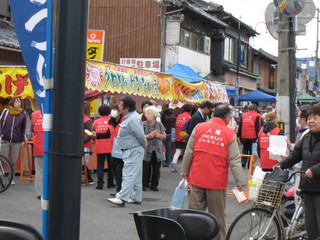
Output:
[
  {"xmin": 87, "ymin": 30, "xmax": 105, "ymax": 61},
  {"xmin": 85, "ymin": 60, "xmax": 174, "ymax": 100},
  {"xmin": 0, "ymin": 67, "xmax": 34, "ymax": 99}
]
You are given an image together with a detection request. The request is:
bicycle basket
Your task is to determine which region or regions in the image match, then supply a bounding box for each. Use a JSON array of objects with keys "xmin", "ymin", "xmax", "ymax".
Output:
[{"xmin": 256, "ymin": 178, "xmax": 286, "ymax": 208}]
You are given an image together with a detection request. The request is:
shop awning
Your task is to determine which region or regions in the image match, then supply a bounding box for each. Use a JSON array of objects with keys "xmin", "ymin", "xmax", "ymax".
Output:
[
  {"xmin": 239, "ymin": 90, "xmax": 276, "ymax": 102},
  {"xmin": 297, "ymin": 94, "xmax": 317, "ymax": 103},
  {"xmin": 226, "ymin": 87, "xmax": 236, "ymax": 97},
  {"xmin": 165, "ymin": 63, "xmax": 205, "ymax": 83}
]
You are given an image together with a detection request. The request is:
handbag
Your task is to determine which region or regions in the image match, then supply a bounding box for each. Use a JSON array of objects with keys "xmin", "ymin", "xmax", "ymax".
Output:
[
  {"xmin": 111, "ymin": 138, "xmax": 123, "ymax": 159},
  {"xmin": 170, "ymin": 179, "xmax": 188, "ymax": 209}
]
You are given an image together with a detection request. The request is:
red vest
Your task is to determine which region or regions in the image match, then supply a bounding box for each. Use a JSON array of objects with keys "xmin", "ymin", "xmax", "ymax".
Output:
[
  {"xmin": 110, "ymin": 117, "xmax": 123, "ymax": 148},
  {"xmin": 31, "ymin": 110, "xmax": 44, "ymax": 156},
  {"xmin": 83, "ymin": 115, "xmax": 92, "ymax": 149},
  {"xmin": 175, "ymin": 112, "xmax": 191, "ymax": 142},
  {"xmin": 258, "ymin": 127, "xmax": 281, "ymax": 169},
  {"xmin": 93, "ymin": 116, "xmax": 114, "ymax": 154},
  {"xmin": 241, "ymin": 111, "xmax": 261, "ymax": 139},
  {"xmin": 189, "ymin": 118, "xmax": 235, "ymax": 190}
]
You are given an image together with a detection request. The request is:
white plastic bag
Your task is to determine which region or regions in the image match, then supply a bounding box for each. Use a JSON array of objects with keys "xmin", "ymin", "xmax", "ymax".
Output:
[
  {"xmin": 248, "ymin": 166, "xmax": 266, "ymax": 201},
  {"xmin": 170, "ymin": 179, "xmax": 188, "ymax": 209}
]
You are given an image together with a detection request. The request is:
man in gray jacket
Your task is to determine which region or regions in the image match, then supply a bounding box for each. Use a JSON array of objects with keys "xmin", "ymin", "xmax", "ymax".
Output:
[{"xmin": 107, "ymin": 96, "xmax": 147, "ymax": 206}]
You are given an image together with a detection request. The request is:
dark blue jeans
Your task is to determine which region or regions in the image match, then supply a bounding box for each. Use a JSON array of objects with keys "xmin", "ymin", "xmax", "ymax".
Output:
[
  {"xmin": 164, "ymin": 134, "xmax": 173, "ymax": 166},
  {"xmin": 97, "ymin": 153, "xmax": 114, "ymax": 187}
]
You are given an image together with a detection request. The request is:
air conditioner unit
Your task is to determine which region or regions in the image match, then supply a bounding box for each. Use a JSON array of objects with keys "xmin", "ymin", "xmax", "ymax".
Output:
[{"xmin": 199, "ymin": 36, "xmax": 211, "ymax": 54}]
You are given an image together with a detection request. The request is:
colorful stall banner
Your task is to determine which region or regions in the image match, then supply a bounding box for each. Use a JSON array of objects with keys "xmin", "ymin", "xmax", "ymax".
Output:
[
  {"xmin": 0, "ymin": 67, "xmax": 34, "ymax": 99},
  {"xmin": 173, "ymin": 79, "xmax": 210, "ymax": 103},
  {"xmin": 85, "ymin": 60, "xmax": 173, "ymax": 100},
  {"xmin": 87, "ymin": 30, "xmax": 105, "ymax": 61},
  {"xmin": 206, "ymin": 82, "xmax": 229, "ymax": 103},
  {"xmin": 10, "ymin": 0, "xmax": 47, "ymax": 110}
]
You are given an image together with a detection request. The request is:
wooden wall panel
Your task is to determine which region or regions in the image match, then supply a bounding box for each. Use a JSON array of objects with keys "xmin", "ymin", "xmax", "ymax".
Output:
[
  {"xmin": 88, "ymin": 0, "xmax": 162, "ymax": 63},
  {"xmin": 0, "ymin": 49, "xmax": 24, "ymax": 65}
]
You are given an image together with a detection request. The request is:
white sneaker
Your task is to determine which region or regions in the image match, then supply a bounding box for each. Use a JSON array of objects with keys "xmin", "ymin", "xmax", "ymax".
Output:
[
  {"xmin": 127, "ymin": 199, "xmax": 141, "ymax": 205},
  {"xmin": 107, "ymin": 197, "xmax": 125, "ymax": 206},
  {"xmin": 11, "ymin": 180, "xmax": 16, "ymax": 185}
]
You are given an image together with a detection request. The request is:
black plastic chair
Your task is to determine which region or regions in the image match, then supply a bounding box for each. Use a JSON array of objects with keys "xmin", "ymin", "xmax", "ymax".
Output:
[
  {"xmin": 133, "ymin": 207, "xmax": 220, "ymax": 240},
  {"xmin": 0, "ymin": 219, "xmax": 44, "ymax": 240}
]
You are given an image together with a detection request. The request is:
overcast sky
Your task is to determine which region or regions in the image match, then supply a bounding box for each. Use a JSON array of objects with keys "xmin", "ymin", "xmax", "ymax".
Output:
[{"xmin": 208, "ymin": 0, "xmax": 320, "ymax": 59}]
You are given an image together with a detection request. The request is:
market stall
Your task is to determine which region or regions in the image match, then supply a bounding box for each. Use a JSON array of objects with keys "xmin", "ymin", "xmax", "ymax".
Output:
[{"xmin": 85, "ymin": 59, "xmax": 229, "ymax": 105}]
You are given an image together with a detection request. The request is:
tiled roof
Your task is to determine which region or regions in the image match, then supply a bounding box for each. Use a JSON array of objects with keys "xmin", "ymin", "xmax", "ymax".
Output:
[
  {"xmin": 185, "ymin": 3, "xmax": 228, "ymax": 28},
  {"xmin": 0, "ymin": 20, "xmax": 20, "ymax": 49}
]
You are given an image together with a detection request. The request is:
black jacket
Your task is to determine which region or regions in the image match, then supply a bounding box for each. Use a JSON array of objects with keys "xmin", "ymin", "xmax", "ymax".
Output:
[
  {"xmin": 161, "ymin": 109, "xmax": 175, "ymax": 134},
  {"xmin": 279, "ymin": 131, "xmax": 320, "ymax": 193},
  {"xmin": 182, "ymin": 110, "xmax": 206, "ymax": 136}
]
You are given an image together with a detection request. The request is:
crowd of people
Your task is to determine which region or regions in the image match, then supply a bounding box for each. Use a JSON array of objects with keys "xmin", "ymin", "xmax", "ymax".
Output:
[{"xmin": 0, "ymin": 96, "xmax": 319, "ymax": 239}]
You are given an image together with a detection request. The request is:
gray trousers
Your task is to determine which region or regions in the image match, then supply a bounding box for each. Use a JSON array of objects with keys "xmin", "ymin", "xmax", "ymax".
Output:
[
  {"xmin": 1, "ymin": 140, "xmax": 22, "ymax": 176},
  {"xmin": 188, "ymin": 185, "xmax": 226, "ymax": 240},
  {"xmin": 35, "ymin": 156, "xmax": 43, "ymax": 197},
  {"xmin": 304, "ymin": 192, "xmax": 320, "ymax": 240}
]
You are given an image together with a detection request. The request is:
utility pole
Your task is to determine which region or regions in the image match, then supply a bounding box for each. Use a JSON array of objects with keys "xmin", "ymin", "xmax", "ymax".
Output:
[
  {"xmin": 48, "ymin": 0, "xmax": 88, "ymax": 239},
  {"xmin": 277, "ymin": 14, "xmax": 296, "ymax": 142},
  {"xmin": 315, "ymin": 8, "xmax": 319, "ymax": 86},
  {"xmin": 235, "ymin": 19, "xmax": 241, "ymax": 107}
]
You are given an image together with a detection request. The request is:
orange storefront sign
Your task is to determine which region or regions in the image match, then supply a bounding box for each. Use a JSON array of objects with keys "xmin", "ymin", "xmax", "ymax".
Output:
[{"xmin": 87, "ymin": 30, "xmax": 105, "ymax": 61}]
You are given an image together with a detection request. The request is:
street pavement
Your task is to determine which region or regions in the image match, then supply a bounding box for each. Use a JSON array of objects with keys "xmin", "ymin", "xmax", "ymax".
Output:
[{"xmin": 0, "ymin": 160, "xmax": 253, "ymax": 240}]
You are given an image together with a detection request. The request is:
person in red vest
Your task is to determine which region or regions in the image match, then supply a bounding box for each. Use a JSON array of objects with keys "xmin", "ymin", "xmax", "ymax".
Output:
[
  {"xmin": 83, "ymin": 113, "xmax": 94, "ymax": 185},
  {"xmin": 180, "ymin": 104, "xmax": 246, "ymax": 240},
  {"xmin": 258, "ymin": 112, "xmax": 283, "ymax": 171},
  {"xmin": 31, "ymin": 109, "xmax": 43, "ymax": 200},
  {"xmin": 171, "ymin": 104, "xmax": 193, "ymax": 172},
  {"xmin": 93, "ymin": 104, "xmax": 115, "ymax": 190},
  {"xmin": 238, "ymin": 104, "xmax": 262, "ymax": 168}
]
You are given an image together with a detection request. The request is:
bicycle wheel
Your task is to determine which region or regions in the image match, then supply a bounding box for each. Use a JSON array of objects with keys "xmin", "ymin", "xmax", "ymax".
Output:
[
  {"xmin": 0, "ymin": 154, "xmax": 13, "ymax": 193},
  {"xmin": 227, "ymin": 207, "xmax": 282, "ymax": 240}
]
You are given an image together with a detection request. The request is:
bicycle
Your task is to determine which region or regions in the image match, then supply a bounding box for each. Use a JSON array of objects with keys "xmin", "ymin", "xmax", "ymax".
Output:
[
  {"xmin": 0, "ymin": 153, "xmax": 13, "ymax": 193},
  {"xmin": 226, "ymin": 171, "xmax": 307, "ymax": 240},
  {"xmin": 0, "ymin": 135, "xmax": 14, "ymax": 193}
]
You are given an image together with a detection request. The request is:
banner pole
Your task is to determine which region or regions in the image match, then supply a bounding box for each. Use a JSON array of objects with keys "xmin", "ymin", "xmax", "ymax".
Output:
[{"xmin": 42, "ymin": 0, "xmax": 53, "ymax": 238}]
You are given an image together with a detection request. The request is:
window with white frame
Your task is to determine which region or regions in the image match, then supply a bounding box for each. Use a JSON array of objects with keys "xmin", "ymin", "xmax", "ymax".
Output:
[
  {"xmin": 224, "ymin": 36, "xmax": 234, "ymax": 63},
  {"xmin": 180, "ymin": 28, "xmax": 209, "ymax": 53},
  {"xmin": 180, "ymin": 29, "xmax": 190, "ymax": 47}
]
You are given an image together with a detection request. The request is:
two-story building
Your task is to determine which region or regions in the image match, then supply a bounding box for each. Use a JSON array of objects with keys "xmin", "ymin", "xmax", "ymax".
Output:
[{"xmin": 89, "ymin": 0, "xmax": 277, "ymax": 97}]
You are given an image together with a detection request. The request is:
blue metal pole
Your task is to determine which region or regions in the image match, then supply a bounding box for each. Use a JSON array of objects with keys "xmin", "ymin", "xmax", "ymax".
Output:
[{"xmin": 42, "ymin": 0, "xmax": 53, "ymax": 238}]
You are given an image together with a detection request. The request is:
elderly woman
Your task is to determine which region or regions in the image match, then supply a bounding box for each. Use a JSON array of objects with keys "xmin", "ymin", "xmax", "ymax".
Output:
[
  {"xmin": 142, "ymin": 105, "xmax": 166, "ymax": 191},
  {"xmin": 279, "ymin": 104, "xmax": 320, "ymax": 240}
]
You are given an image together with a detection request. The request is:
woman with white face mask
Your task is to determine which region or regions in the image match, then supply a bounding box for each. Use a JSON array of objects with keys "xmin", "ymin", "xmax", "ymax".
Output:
[
  {"xmin": 287, "ymin": 104, "xmax": 310, "ymax": 151},
  {"xmin": 107, "ymin": 104, "xmax": 124, "ymax": 196}
]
